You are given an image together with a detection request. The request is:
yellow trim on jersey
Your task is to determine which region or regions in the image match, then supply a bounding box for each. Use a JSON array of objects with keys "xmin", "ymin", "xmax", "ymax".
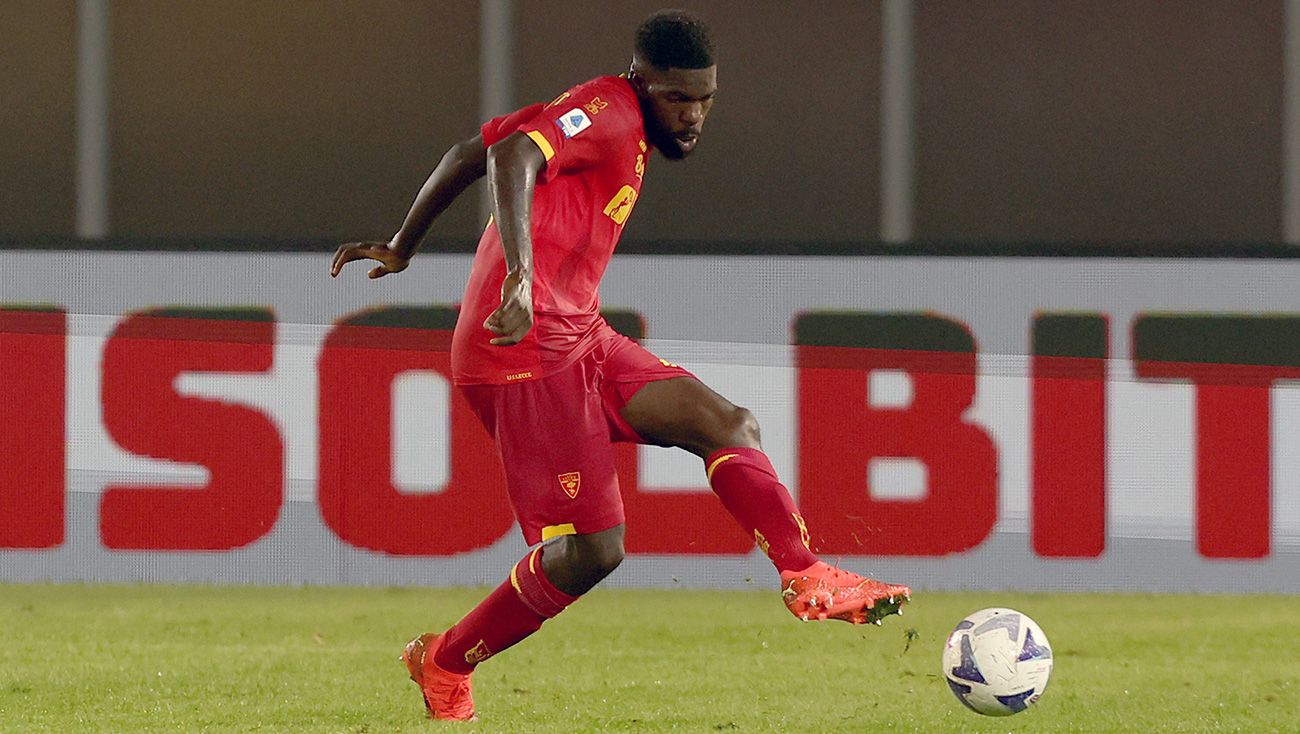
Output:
[
  {"xmin": 540, "ymin": 523, "xmax": 577, "ymax": 541},
  {"xmin": 525, "ymin": 130, "xmax": 556, "ymax": 161},
  {"xmin": 509, "ymin": 564, "xmax": 522, "ymax": 594},
  {"xmin": 706, "ymin": 453, "xmax": 740, "ymax": 482}
]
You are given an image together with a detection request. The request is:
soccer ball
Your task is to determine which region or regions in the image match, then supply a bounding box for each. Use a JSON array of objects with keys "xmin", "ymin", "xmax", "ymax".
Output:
[{"xmin": 941, "ymin": 607, "xmax": 1053, "ymax": 716}]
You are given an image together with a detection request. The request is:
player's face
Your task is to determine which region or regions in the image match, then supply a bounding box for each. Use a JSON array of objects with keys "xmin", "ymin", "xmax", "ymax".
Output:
[{"xmin": 632, "ymin": 64, "xmax": 717, "ymax": 160}]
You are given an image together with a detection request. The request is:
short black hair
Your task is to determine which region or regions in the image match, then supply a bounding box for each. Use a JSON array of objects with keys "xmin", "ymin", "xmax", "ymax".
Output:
[{"xmin": 635, "ymin": 9, "xmax": 715, "ymax": 70}]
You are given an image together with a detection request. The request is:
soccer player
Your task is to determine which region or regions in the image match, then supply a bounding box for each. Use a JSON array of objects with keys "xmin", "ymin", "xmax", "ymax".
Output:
[{"xmin": 331, "ymin": 9, "xmax": 910, "ymax": 722}]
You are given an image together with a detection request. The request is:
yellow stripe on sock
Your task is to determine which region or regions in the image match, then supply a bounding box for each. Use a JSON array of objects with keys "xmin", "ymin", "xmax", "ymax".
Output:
[
  {"xmin": 706, "ymin": 453, "xmax": 740, "ymax": 482},
  {"xmin": 540, "ymin": 523, "xmax": 576, "ymax": 541}
]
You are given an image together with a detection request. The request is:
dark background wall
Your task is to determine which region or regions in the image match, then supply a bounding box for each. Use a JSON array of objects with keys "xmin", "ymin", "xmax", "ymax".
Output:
[
  {"xmin": 110, "ymin": 0, "xmax": 482, "ymax": 240},
  {"xmin": 914, "ymin": 0, "xmax": 1283, "ymax": 244},
  {"xmin": 0, "ymin": 1, "xmax": 1286, "ymax": 246},
  {"xmin": 1, "ymin": 0, "xmax": 77, "ymax": 235}
]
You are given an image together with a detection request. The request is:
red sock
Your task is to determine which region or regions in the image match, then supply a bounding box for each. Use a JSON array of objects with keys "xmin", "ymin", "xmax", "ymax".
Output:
[
  {"xmin": 706, "ymin": 447, "xmax": 819, "ymax": 573},
  {"xmin": 433, "ymin": 546, "xmax": 578, "ymax": 674}
]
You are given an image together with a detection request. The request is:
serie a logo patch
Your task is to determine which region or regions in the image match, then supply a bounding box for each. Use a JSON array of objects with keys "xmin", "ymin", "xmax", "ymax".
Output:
[{"xmin": 555, "ymin": 108, "xmax": 592, "ymax": 138}]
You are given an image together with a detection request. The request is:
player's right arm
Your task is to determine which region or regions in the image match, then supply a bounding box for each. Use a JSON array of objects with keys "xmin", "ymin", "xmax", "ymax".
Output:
[
  {"xmin": 480, "ymin": 81, "xmax": 634, "ymax": 345},
  {"xmin": 482, "ymin": 131, "xmax": 547, "ymax": 346},
  {"xmin": 330, "ymin": 134, "xmax": 488, "ymax": 279}
]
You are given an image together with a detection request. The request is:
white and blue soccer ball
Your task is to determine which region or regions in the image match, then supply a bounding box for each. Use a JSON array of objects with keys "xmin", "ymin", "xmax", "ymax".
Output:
[{"xmin": 941, "ymin": 607, "xmax": 1053, "ymax": 716}]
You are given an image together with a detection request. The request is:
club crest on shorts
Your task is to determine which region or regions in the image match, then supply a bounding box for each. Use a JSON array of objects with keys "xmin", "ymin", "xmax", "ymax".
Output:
[{"xmin": 558, "ymin": 472, "xmax": 582, "ymax": 499}]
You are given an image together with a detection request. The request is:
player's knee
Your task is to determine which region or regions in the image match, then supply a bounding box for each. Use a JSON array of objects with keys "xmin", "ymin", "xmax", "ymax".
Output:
[
  {"xmin": 696, "ymin": 405, "xmax": 760, "ymax": 455},
  {"xmin": 589, "ymin": 541, "xmax": 624, "ymax": 579},
  {"xmin": 722, "ymin": 406, "xmax": 761, "ymax": 448},
  {"xmin": 589, "ymin": 531, "xmax": 626, "ymax": 578},
  {"xmin": 568, "ymin": 527, "xmax": 625, "ymax": 580}
]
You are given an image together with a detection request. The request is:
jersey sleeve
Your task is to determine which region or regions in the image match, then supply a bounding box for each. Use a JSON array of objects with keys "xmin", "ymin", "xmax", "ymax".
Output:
[
  {"xmin": 480, "ymin": 103, "xmax": 546, "ymax": 148},
  {"xmin": 480, "ymin": 79, "xmax": 640, "ymax": 183}
]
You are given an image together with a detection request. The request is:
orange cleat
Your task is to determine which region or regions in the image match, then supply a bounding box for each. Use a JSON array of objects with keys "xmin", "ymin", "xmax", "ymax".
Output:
[
  {"xmin": 780, "ymin": 561, "xmax": 911, "ymax": 625},
  {"xmin": 400, "ymin": 633, "xmax": 477, "ymax": 722}
]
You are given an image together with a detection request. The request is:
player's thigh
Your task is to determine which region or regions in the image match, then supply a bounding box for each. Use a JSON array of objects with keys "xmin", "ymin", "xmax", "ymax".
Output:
[
  {"xmin": 619, "ymin": 377, "xmax": 758, "ymax": 456},
  {"xmin": 598, "ymin": 337, "xmax": 754, "ymax": 456}
]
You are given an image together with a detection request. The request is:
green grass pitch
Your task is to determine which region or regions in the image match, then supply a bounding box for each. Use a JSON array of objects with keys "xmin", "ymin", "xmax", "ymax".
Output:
[{"xmin": 1, "ymin": 583, "xmax": 1296, "ymax": 733}]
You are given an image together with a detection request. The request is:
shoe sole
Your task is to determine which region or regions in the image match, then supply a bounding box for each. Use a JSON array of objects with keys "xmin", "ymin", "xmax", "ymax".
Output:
[
  {"xmin": 858, "ymin": 593, "xmax": 909, "ymax": 625},
  {"xmin": 790, "ymin": 590, "xmax": 912, "ymax": 625}
]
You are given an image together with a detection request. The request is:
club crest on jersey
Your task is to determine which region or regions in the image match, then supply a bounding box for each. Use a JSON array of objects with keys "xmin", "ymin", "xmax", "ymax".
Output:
[
  {"xmin": 556, "ymin": 108, "xmax": 592, "ymax": 138},
  {"xmin": 558, "ymin": 472, "xmax": 581, "ymax": 499}
]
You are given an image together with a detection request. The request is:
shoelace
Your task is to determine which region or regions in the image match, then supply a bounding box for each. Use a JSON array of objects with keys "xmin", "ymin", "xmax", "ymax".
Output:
[
  {"xmin": 822, "ymin": 566, "xmax": 860, "ymax": 588},
  {"xmin": 827, "ymin": 568, "xmax": 896, "ymax": 599}
]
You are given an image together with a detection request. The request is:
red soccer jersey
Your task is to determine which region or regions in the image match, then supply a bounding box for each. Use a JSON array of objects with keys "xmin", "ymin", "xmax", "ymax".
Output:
[{"xmin": 451, "ymin": 75, "xmax": 650, "ymax": 385}]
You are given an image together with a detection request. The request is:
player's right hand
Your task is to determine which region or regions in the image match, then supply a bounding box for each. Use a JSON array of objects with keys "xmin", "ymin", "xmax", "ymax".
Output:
[
  {"xmin": 330, "ymin": 240, "xmax": 411, "ymax": 279},
  {"xmin": 485, "ymin": 271, "xmax": 534, "ymax": 346}
]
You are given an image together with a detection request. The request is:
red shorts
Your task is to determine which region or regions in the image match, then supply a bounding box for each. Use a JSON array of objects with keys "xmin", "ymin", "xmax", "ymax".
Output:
[{"xmin": 458, "ymin": 325, "xmax": 693, "ymax": 545}]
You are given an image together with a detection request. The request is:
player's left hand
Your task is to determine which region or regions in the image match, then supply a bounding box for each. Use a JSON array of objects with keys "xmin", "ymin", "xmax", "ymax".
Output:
[
  {"xmin": 330, "ymin": 240, "xmax": 411, "ymax": 279},
  {"xmin": 485, "ymin": 271, "xmax": 533, "ymax": 346}
]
